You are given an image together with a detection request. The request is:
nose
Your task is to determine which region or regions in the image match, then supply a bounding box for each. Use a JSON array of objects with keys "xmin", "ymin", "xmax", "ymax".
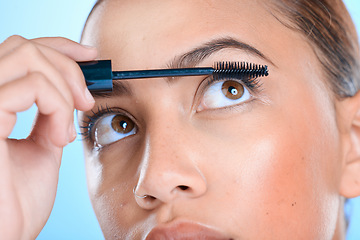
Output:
[{"xmin": 133, "ymin": 119, "xmax": 207, "ymax": 210}]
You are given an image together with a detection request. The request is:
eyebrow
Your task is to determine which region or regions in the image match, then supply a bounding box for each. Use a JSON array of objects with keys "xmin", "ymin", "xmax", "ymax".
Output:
[
  {"xmin": 93, "ymin": 36, "xmax": 273, "ymax": 98},
  {"xmin": 168, "ymin": 37, "xmax": 274, "ymax": 68}
]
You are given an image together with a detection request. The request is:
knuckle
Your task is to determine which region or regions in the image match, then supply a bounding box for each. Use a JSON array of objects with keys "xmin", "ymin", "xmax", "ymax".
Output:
[
  {"xmin": 28, "ymin": 72, "xmax": 47, "ymax": 87},
  {"xmin": 17, "ymin": 41, "xmax": 41, "ymax": 58},
  {"xmin": 27, "ymin": 72, "xmax": 55, "ymax": 97},
  {"xmin": 5, "ymin": 35, "xmax": 26, "ymax": 44},
  {"xmin": 31, "ymin": 71, "xmax": 75, "ymax": 109},
  {"xmin": 29, "ymin": 73, "xmax": 72, "ymax": 113}
]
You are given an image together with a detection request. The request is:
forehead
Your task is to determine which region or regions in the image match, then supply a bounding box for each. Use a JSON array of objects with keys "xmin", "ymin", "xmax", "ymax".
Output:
[{"xmin": 82, "ymin": 0, "xmax": 315, "ymax": 72}]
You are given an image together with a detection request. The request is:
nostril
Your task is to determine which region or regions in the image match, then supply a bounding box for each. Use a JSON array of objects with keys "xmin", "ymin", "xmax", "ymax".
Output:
[
  {"xmin": 146, "ymin": 195, "xmax": 157, "ymax": 200},
  {"xmin": 134, "ymin": 194, "xmax": 159, "ymax": 210},
  {"xmin": 178, "ymin": 185, "xmax": 189, "ymax": 191}
]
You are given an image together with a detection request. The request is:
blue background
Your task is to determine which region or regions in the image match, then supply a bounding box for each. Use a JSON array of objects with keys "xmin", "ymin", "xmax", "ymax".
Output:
[{"xmin": 0, "ymin": 0, "xmax": 359, "ymax": 239}]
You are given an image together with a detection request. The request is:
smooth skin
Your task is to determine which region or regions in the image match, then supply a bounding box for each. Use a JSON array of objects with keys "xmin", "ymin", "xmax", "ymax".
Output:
[
  {"xmin": 0, "ymin": 36, "xmax": 96, "ymax": 239},
  {"xmin": 79, "ymin": 0, "xmax": 360, "ymax": 239},
  {"xmin": 1, "ymin": 0, "xmax": 360, "ymax": 240}
]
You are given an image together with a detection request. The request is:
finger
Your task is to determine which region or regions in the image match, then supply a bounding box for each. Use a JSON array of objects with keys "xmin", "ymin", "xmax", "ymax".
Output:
[
  {"xmin": 0, "ymin": 72, "xmax": 73, "ymax": 148},
  {"xmin": 0, "ymin": 41, "xmax": 75, "ymax": 110},
  {"xmin": 33, "ymin": 37, "xmax": 98, "ymax": 61},
  {"xmin": 0, "ymin": 37, "xmax": 95, "ymax": 111},
  {"xmin": 0, "ymin": 35, "xmax": 97, "ymax": 62},
  {"xmin": 0, "ymin": 35, "xmax": 26, "ymax": 57},
  {"xmin": 30, "ymin": 42, "xmax": 95, "ymax": 111}
]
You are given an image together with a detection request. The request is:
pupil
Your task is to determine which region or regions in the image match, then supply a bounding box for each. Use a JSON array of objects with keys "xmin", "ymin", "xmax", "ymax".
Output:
[
  {"xmin": 111, "ymin": 115, "xmax": 135, "ymax": 134},
  {"xmin": 120, "ymin": 121, "xmax": 127, "ymax": 129},
  {"xmin": 221, "ymin": 80, "xmax": 244, "ymax": 100},
  {"xmin": 229, "ymin": 87, "xmax": 238, "ymax": 96}
]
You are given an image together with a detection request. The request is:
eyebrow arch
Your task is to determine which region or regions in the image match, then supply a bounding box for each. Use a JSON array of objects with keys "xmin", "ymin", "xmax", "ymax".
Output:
[
  {"xmin": 92, "ymin": 36, "xmax": 274, "ymax": 98},
  {"xmin": 168, "ymin": 36, "xmax": 275, "ymax": 69}
]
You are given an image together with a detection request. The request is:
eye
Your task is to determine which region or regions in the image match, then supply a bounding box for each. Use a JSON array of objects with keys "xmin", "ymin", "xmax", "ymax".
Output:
[
  {"xmin": 92, "ymin": 113, "xmax": 137, "ymax": 146},
  {"xmin": 198, "ymin": 79, "xmax": 251, "ymax": 111}
]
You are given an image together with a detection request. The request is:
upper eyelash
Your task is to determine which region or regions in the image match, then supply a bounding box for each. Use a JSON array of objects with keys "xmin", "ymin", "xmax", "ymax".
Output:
[
  {"xmin": 203, "ymin": 73, "xmax": 263, "ymax": 93},
  {"xmin": 79, "ymin": 104, "xmax": 115, "ymax": 141},
  {"xmin": 210, "ymin": 61, "xmax": 267, "ymax": 92}
]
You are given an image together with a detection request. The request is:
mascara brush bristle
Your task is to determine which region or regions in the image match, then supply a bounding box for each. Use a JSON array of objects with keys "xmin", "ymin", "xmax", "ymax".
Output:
[{"xmin": 213, "ymin": 61, "xmax": 268, "ymax": 80}]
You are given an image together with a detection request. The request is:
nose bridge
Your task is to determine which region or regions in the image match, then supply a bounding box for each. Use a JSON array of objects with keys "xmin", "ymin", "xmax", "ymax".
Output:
[{"xmin": 135, "ymin": 112, "xmax": 207, "ymax": 205}]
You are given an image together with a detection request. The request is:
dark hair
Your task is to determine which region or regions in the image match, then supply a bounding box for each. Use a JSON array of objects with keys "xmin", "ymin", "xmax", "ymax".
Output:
[{"xmin": 85, "ymin": 0, "xmax": 360, "ymax": 98}]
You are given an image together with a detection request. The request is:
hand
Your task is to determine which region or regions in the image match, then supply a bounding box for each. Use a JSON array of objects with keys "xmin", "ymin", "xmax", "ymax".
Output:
[{"xmin": 0, "ymin": 35, "xmax": 96, "ymax": 239}]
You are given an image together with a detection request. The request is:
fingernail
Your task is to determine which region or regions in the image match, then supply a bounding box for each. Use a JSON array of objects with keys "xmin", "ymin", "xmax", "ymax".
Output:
[{"xmin": 85, "ymin": 88, "xmax": 95, "ymax": 104}]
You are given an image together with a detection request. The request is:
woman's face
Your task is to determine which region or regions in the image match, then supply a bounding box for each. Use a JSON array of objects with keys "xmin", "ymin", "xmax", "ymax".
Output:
[{"xmin": 80, "ymin": 0, "xmax": 348, "ymax": 239}]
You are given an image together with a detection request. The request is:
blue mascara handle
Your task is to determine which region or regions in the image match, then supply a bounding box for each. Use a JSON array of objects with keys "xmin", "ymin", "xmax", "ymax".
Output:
[
  {"xmin": 78, "ymin": 60, "xmax": 113, "ymax": 92},
  {"xmin": 78, "ymin": 60, "xmax": 214, "ymax": 92},
  {"xmin": 78, "ymin": 60, "xmax": 267, "ymax": 93}
]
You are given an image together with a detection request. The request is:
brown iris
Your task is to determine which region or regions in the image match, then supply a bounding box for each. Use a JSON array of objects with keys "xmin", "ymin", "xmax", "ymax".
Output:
[
  {"xmin": 111, "ymin": 115, "xmax": 135, "ymax": 134},
  {"xmin": 221, "ymin": 80, "xmax": 244, "ymax": 100}
]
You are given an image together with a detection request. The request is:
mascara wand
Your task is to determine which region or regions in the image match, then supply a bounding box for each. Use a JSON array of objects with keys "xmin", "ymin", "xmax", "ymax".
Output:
[{"xmin": 78, "ymin": 60, "xmax": 268, "ymax": 92}]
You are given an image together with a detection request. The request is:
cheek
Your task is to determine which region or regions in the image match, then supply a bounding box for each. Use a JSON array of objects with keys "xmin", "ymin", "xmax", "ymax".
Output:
[
  {"xmin": 84, "ymin": 145, "xmax": 147, "ymax": 239},
  {"xmin": 201, "ymin": 97, "xmax": 342, "ymax": 238},
  {"xmin": 194, "ymin": 84, "xmax": 341, "ymax": 236}
]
